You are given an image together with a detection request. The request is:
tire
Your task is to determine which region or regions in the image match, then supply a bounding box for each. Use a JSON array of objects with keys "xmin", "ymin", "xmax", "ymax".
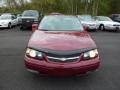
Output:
[
  {"xmin": 115, "ymin": 27, "xmax": 119, "ymax": 32},
  {"xmin": 115, "ymin": 29, "xmax": 120, "ymax": 32},
  {"xmin": 20, "ymin": 26, "xmax": 24, "ymax": 31},
  {"xmin": 8, "ymin": 23, "xmax": 12, "ymax": 29},
  {"xmin": 99, "ymin": 25, "xmax": 104, "ymax": 31}
]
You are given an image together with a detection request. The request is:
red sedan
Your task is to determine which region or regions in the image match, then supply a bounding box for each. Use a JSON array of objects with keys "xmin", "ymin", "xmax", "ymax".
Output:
[{"xmin": 25, "ymin": 15, "xmax": 100, "ymax": 76}]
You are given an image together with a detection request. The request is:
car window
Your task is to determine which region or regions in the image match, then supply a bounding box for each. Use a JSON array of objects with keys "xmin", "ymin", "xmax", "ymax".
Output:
[
  {"xmin": 39, "ymin": 16, "xmax": 84, "ymax": 31},
  {"xmin": 78, "ymin": 15, "xmax": 95, "ymax": 21},
  {"xmin": 97, "ymin": 16, "xmax": 112, "ymax": 21},
  {"xmin": 12, "ymin": 15, "xmax": 16, "ymax": 19},
  {"xmin": 0, "ymin": 15, "xmax": 11, "ymax": 20},
  {"xmin": 112, "ymin": 15, "xmax": 120, "ymax": 20},
  {"xmin": 22, "ymin": 10, "xmax": 39, "ymax": 17}
]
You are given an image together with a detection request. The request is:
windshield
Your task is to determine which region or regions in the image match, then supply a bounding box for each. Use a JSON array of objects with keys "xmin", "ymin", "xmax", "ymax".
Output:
[
  {"xmin": 78, "ymin": 15, "xmax": 95, "ymax": 21},
  {"xmin": 39, "ymin": 16, "xmax": 84, "ymax": 31},
  {"xmin": 112, "ymin": 15, "xmax": 120, "ymax": 20},
  {"xmin": 0, "ymin": 16, "xmax": 11, "ymax": 20},
  {"xmin": 22, "ymin": 10, "xmax": 39, "ymax": 17},
  {"xmin": 96, "ymin": 16, "xmax": 112, "ymax": 21}
]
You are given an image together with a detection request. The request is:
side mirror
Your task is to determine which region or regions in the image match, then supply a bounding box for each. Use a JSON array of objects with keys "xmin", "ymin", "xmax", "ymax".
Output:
[
  {"xmin": 32, "ymin": 23, "xmax": 38, "ymax": 32},
  {"xmin": 12, "ymin": 16, "xmax": 16, "ymax": 20}
]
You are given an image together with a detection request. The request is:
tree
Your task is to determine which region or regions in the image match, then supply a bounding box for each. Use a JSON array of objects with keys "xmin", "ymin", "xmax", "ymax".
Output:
[{"xmin": 1, "ymin": 0, "xmax": 120, "ymax": 15}]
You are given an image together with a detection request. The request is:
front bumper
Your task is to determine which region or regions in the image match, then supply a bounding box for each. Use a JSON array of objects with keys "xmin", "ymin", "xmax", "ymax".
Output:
[
  {"xmin": 88, "ymin": 26, "xmax": 97, "ymax": 30},
  {"xmin": 21, "ymin": 19, "xmax": 35, "ymax": 28},
  {"xmin": 84, "ymin": 24, "xmax": 98, "ymax": 30},
  {"xmin": 25, "ymin": 55, "xmax": 100, "ymax": 76},
  {"xmin": 21, "ymin": 22, "xmax": 33, "ymax": 28},
  {"xmin": 0, "ymin": 24, "xmax": 8, "ymax": 28}
]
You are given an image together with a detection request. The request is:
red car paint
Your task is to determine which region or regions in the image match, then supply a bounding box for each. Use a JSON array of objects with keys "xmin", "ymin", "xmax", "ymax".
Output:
[
  {"xmin": 32, "ymin": 24, "xmax": 38, "ymax": 32},
  {"xmin": 28, "ymin": 31, "xmax": 96, "ymax": 50},
  {"xmin": 25, "ymin": 16, "xmax": 100, "ymax": 76},
  {"xmin": 25, "ymin": 56, "xmax": 99, "ymax": 76}
]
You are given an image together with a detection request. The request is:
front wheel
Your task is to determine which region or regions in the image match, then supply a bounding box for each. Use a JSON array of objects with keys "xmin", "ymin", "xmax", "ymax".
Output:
[
  {"xmin": 8, "ymin": 23, "xmax": 12, "ymax": 29},
  {"xmin": 20, "ymin": 26, "xmax": 25, "ymax": 31},
  {"xmin": 99, "ymin": 25, "xmax": 104, "ymax": 31}
]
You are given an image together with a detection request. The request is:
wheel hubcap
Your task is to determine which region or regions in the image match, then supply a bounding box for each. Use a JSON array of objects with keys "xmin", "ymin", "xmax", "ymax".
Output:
[{"xmin": 101, "ymin": 26, "xmax": 104, "ymax": 30}]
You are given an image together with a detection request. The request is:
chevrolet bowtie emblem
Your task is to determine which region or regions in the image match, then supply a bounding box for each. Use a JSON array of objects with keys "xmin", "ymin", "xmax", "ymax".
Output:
[
  {"xmin": 60, "ymin": 58, "xmax": 68, "ymax": 61},
  {"xmin": 26, "ymin": 20, "xmax": 30, "ymax": 22}
]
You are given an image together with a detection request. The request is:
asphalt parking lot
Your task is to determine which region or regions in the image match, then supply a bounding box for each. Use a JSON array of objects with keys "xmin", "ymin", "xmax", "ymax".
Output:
[{"xmin": 0, "ymin": 27, "xmax": 120, "ymax": 90}]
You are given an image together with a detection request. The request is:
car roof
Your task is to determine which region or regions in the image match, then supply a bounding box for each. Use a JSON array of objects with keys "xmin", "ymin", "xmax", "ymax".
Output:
[
  {"xmin": 95, "ymin": 16, "xmax": 109, "ymax": 18},
  {"xmin": 45, "ymin": 14, "xmax": 77, "ymax": 18},
  {"xmin": 1, "ymin": 14, "xmax": 12, "ymax": 16},
  {"xmin": 111, "ymin": 14, "xmax": 120, "ymax": 16},
  {"xmin": 23, "ymin": 10, "xmax": 39, "ymax": 12},
  {"xmin": 50, "ymin": 12, "xmax": 62, "ymax": 15}
]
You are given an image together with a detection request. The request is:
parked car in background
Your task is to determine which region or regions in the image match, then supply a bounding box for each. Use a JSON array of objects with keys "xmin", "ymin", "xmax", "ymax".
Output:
[
  {"xmin": 94, "ymin": 16, "xmax": 120, "ymax": 31},
  {"xmin": 109, "ymin": 14, "xmax": 120, "ymax": 23},
  {"xmin": 77, "ymin": 15, "xmax": 98, "ymax": 31},
  {"xmin": 1, "ymin": 13, "xmax": 13, "ymax": 16},
  {"xmin": 24, "ymin": 15, "xmax": 100, "ymax": 76},
  {"xmin": 20, "ymin": 10, "xmax": 43, "ymax": 30},
  {"xmin": 0, "ymin": 15, "xmax": 18, "ymax": 29}
]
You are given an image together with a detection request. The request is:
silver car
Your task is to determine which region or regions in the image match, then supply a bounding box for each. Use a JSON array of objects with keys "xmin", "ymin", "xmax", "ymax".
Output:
[
  {"xmin": 94, "ymin": 16, "xmax": 120, "ymax": 31},
  {"xmin": 77, "ymin": 15, "xmax": 98, "ymax": 31}
]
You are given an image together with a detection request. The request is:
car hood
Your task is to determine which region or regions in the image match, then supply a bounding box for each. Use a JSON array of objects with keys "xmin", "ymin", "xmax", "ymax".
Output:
[
  {"xmin": 28, "ymin": 30, "xmax": 97, "ymax": 51},
  {"xmin": 0, "ymin": 20, "xmax": 11, "ymax": 23},
  {"xmin": 99, "ymin": 21, "xmax": 120, "ymax": 25}
]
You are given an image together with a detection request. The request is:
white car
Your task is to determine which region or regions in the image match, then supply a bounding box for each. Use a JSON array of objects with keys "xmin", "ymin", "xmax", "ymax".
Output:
[
  {"xmin": 94, "ymin": 16, "xmax": 120, "ymax": 31},
  {"xmin": 1, "ymin": 13, "xmax": 12, "ymax": 16},
  {"xmin": 77, "ymin": 15, "xmax": 98, "ymax": 31},
  {"xmin": 0, "ymin": 15, "xmax": 18, "ymax": 29}
]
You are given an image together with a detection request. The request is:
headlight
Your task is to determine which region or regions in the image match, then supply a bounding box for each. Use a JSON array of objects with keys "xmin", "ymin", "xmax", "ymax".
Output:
[
  {"xmin": 26, "ymin": 48, "xmax": 43, "ymax": 59},
  {"xmin": 83, "ymin": 49, "xmax": 98, "ymax": 60},
  {"xmin": 34, "ymin": 18, "xmax": 39, "ymax": 22}
]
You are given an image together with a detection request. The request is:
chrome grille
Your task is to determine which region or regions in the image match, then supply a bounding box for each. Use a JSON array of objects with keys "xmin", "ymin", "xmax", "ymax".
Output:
[
  {"xmin": 46, "ymin": 53, "xmax": 80, "ymax": 63},
  {"xmin": 22, "ymin": 19, "xmax": 34, "ymax": 23}
]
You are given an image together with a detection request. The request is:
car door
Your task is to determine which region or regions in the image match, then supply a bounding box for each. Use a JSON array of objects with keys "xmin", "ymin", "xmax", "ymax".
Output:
[{"xmin": 11, "ymin": 15, "xmax": 18, "ymax": 25}]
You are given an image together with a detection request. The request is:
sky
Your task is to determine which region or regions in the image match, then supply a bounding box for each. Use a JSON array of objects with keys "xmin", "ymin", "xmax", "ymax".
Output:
[
  {"xmin": 0, "ymin": 0, "xmax": 31, "ymax": 7},
  {"xmin": 0, "ymin": 0, "xmax": 6, "ymax": 7}
]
